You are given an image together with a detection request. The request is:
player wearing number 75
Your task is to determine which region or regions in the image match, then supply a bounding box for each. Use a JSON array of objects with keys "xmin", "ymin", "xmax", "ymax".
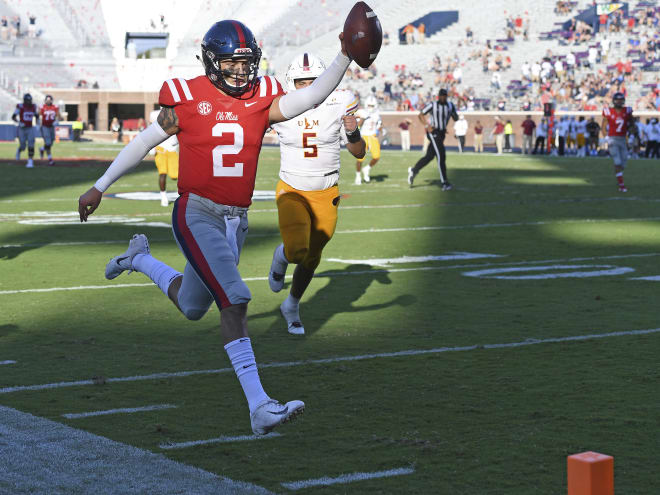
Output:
[
  {"xmin": 269, "ymin": 53, "xmax": 365, "ymax": 336},
  {"xmin": 77, "ymin": 20, "xmax": 353, "ymax": 436}
]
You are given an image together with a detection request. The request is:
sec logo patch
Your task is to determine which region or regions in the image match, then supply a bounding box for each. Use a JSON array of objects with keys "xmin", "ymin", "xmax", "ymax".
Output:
[{"xmin": 197, "ymin": 101, "xmax": 212, "ymax": 115}]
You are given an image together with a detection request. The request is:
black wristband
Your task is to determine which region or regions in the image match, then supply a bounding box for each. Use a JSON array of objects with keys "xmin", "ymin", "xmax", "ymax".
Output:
[{"xmin": 346, "ymin": 127, "xmax": 361, "ymax": 143}]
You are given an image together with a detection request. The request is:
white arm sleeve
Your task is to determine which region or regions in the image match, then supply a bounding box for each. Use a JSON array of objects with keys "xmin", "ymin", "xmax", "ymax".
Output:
[
  {"xmin": 278, "ymin": 51, "xmax": 351, "ymax": 120},
  {"xmin": 94, "ymin": 122, "xmax": 170, "ymax": 192}
]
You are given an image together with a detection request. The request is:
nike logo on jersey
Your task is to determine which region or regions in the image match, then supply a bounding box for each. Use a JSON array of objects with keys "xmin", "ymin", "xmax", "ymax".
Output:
[
  {"xmin": 245, "ymin": 101, "xmax": 257, "ymax": 107},
  {"xmin": 268, "ymin": 406, "xmax": 289, "ymax": 416}
]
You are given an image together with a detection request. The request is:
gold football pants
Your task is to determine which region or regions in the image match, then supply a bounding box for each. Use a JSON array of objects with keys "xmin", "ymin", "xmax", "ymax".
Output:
[{"xmin": 276, "ymin": 179, "xmax": 340, "ymax": 271}]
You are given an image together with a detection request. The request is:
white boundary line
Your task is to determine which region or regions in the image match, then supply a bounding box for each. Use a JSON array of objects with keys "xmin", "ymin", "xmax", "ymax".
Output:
[
  {"xmin": 2, "ymin": 327, "xmax": 658, "ymax": 395},
  {"xmin": 1, "ymin": 360, "xmax": 17, "ymax": 365},
  {"xmin": 2, "ymin": 252, "xmax": 658, "ymax": 296},
  {"xmin": 4, "ymin": 215, "xmax": 660, "ymax": 249},
  {"xmin": 159, "ymin": 432, "xmax": 282, "ymax": 450},
  {"xmin": 281, "ymin": 467, "xmax": 415, "ymax": 490},
  {"xmin": 62, "ymin": 404, "xmax": 177, "ymax": 419}
]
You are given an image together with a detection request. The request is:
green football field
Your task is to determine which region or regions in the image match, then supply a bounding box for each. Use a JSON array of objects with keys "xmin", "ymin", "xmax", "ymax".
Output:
[{"xmin": 1, "ymin": 140, "xmax": 659, "ymax": 494}]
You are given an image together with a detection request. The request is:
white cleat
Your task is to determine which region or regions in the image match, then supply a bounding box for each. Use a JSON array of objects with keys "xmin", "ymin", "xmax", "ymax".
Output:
[
  {"xmin": 25, "ymin": 159, "xmax": 34, "ymax": 168},
  {"xmin": 105, "ymin": 234, "xmax": 150, "ymax": 280},
  {"xmin": 280, "ymin": 301, "xmax": 305, "ymax": 335},
  {"xmin": 268, "ymin": 244, "xmax": 287, "ymax": 293},
  {"xmin": 407, "ymin": 167, "xmax": 416, "ymax": 187},
  {"xmin": 250, "ymin": 399, "xmax": 305, "ymax": 436},
  {"xmin": 362, "ymin": 164, "xmax": 371, "ymax": 183},
  {"xmin": 354, "ymin": 172, "xmax": 362, "ymax": 185}
]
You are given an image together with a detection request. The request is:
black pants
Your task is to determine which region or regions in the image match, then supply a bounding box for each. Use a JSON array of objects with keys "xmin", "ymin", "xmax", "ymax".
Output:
[
  {"xmin": 533, "ymin": 136, "xmax": 545, "ymax": 154},
  {"xmin": 504, "ymin": 134, "xmax": 512, "ymax": 150},
  {"xmin": 558, "ymin": 136, "xmax": 565, "ymax": 155},
  {"xmin": 412, "ymin": 130, "xmax": 448, "ymax": 184},
  {"xmin": 457, "ymin": 135, "xmax": 465, "ymax": 151}
]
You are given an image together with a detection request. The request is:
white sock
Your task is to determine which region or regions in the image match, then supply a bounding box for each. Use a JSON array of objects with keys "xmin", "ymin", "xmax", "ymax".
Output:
[
  {"xmin": 284, "ymin": 293, "xmax": 300, "ymax": 310},
  {"xmin": 48, "ymin": 153, "xmax": 52, "ymax": 159},
  {"xmin": 132, "ymin": 253, "xmax": 181, "ymax": 296},
  {"xmin": 363, "ymin": 164, "xmax": 371, "ymax": 174},
  {"xmin": 275, "ymin": 243, "xmax": 288, "ymax": 265},
  {"xmin": 160, "ymin": 190, "xmax": 168, "ymax": 199},
  {"xmin": 225, "ymin": 338, "xmax": 270, "ymax": 414}
]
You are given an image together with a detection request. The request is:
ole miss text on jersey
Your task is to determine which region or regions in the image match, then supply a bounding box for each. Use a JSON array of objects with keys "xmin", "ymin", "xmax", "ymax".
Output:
[
  {"xmin": 159, "ymin": 75, "xmax": 285, "ymax": 207},
  {"xmin": 602, "ymin": 106, "xmax": 633, "ymax": 137}
]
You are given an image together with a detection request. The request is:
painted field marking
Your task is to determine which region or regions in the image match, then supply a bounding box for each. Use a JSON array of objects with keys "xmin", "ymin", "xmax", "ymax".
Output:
[
  {"xmin": 159, "ymin": 432, "xmax": 282, "ymax": 450},
  {"xmin": 327, "ymin": 252, "xmax": 504, "ymax": 267},
  {"xmin": 0, "ymin": 405, "xmax": 272, "ymax": 495},
  {"xmin": 2, "ymin": 327, "xmax": 659, "ymax": 395},
  {"xmin": 463, "ymin": 264, "xmax": 635, "ymax": 280},
  {"xmin": 630, "ymin": 275, "xmax": 660, "ymax": 281},
  {"xmin": 1, "ymin": 252, "xmax": 659, "ymax": 296},
  {"xmin": 1, "ymin": 360, "xmax": 17, "ymax": 365},
  {"xmin": 281, "ymin": 467, "xmax": 415, "ymax": 490},
  {"xmin": 62, "ymin": 404, "xmax": 177, "ymax": 419}
]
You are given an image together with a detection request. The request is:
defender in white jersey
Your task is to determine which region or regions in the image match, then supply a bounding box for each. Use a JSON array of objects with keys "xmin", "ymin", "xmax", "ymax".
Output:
[
  {"xmin": 354, "ymin": 95, "xmax": 382, "ymax": 184},
  {"xmin": 269, "ymin": 53, "xmax": 365, "ymax": 335}
]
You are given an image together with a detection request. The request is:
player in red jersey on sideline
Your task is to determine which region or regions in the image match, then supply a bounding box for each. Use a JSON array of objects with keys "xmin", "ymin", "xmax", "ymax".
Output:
[
  {"xmin": 78, "ymin": 20, "xmax": 353, "ymax": 435},
  {"xmin": 12, "ymin": 93, "xmax": 39, "ymax": 168},
  {"xmin": 601, "ymin": 92, "xmax": 635, "ymax": 192},
  {"xmin": 39, "ymin": 95, "xmax": 61, "ymax": 166}
]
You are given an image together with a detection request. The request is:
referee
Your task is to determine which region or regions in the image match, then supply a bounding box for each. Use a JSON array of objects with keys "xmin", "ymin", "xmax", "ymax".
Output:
[{"xmin": 407, "ymin": 88, "xmax": 458, "ymax": 190}]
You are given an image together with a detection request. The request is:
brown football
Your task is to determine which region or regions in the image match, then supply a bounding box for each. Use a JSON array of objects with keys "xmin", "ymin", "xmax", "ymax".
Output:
[{"xmin": 343, "ymin": 1, "xmax": 382, "ymax": 69}]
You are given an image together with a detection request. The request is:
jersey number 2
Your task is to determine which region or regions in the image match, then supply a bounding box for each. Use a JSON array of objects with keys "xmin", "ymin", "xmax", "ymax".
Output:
[{"xmin": 212, "ymin": 123, "xmax": 244, "ymax": 177}]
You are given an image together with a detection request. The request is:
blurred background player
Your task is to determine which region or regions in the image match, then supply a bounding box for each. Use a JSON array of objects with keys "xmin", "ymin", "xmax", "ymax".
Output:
[
  {"xmin": 408, "ymin": 88, "xmax": 458, "ymax": 189},
  {"xmin": 12, "ymin": 93, "xmax": 38, "ymax": 168},
  {"xmin": 39, "ymin": 95, "xmax": 61, "ymax": 166},
  {"xmin": 269, "ymin": 52, "xmax": 365, "ymax": 335},
  {"xmin": 78, "ymin": 20, "xmax": 353, "ymax": 436},
  {"xmin": 453, "ymin": 114, "xmax": 468, "ymax": 153},
  {"xmin": 601, "ymin": 92, "xmax": 634, "ymax": 192},
  {"xmin": 149, "ymin": 109, "xmax": 179, "ymax": 207},
  {"xmin": 354, "ymin": 95, "xmax": 381, "ymax": 184}
]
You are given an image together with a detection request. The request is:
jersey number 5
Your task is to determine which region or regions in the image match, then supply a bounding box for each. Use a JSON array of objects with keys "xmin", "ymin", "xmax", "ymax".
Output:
[
  {"xmin": 212, "ymin": 122, "xmax": 244, "ymax": 177},
  {"xmin": 303, "ymin": 132, "xmax": 318, "ymax": 158}
]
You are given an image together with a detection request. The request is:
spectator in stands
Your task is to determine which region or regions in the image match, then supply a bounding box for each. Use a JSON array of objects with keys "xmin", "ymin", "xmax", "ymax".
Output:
[
  {"xmin": 554, "ymin": 59, "xmax": 564, "ymax": 81},
  {"xmin": 521, "ymin": 61, "xmax": 531, "ymax": 81},
  {"xmin": 12, "ymin": 15, "xmax": 20, "ymax": 38},
  {"xmin": 403, "ymin": 24, "xmax": 415, "ymax": 45},
  {"xmin": 566, "ymin": 52, "xmax": 576, "ymax": 76},
  {"xmin": 465, "ymin": 26, "xmax": 473, "ymax": 44},
  {"xmin": 473, "ymin": 120, "xmax": 484, "ymax": 153},
  {"xmin": 531, "ymin": 61, "xmax": 541, "ymax": 82},
  {"xmin": 383, "ymin": 31, "xmax": 390, "ymax": 45},
  {"xmin": 417, "ymin": 23, "xmax": 425, "ymax": 44},
  {"xmin": 600, "ymin": 37, "xmax": 610, "ymax": 62},
  {"xmin": 491, "ymin": 71, "xmax": 501, "ymax": 90},
  {"xmin": 1, "ymin": 16, "xmax": 8, "ymax": 41},
  {"xmin": 493, "ymin": 116, "xmax": 505, "ymax": 155},
  {"xmin": 521, "ymin": 115, "xmax": 536, "ymax": 154},
  {"xmin": 27, "ymin": 13, "xmax": 36, "ymax": 38},
  {"xmin": 399, "ymin": 118, "xmax": 411, "ymax": 151}
]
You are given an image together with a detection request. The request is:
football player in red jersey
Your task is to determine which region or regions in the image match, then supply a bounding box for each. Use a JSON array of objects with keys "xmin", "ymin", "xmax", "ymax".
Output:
[
  {"xmin": 39, "ymin": 95, "xmax": 61, "ymax": 166},
  {"xmin": 78, "ymin": 20, "xmax": 353, "ymax": 435},
  {"xmin": 601, "ymin": 92, "xmax": 635, "ymax": 192},
  {"xmin": 12, "ymin": 93, "xmax": 39, "ymax": 168}
]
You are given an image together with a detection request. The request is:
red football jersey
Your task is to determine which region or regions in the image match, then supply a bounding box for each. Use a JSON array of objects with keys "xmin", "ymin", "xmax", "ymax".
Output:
[
  {"xmin": 158, "ymin": 75, "xmax": 285, "ymax": 207},
  {"xmin": 40, "ymin": 104, "xmax": 59, "ymax": 127},
  {"xmin": 602, "ymin": 106, "xmax": 633, "ymax": 137},
  {"xmin": 15, "ymin": 103, "xmax": 38, "ymax": 127}
]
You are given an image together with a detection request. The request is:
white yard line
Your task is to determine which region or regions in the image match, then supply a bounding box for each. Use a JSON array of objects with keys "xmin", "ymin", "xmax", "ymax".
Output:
[
  {"xmin": 0, "ymin": 405, "xmax": 273, "ymax": 495},
  {"xmin": 2, "ymin": 252, "xmax": 658, "ymax": 296},
  {"xmin": 2, "ymin": 327, "xmax": 658, "ymax": 395},
  {"xmin": 281, "ymin": 467, "xmax": 415, "ymax": 491},
  {"xmin": 0, "ymin": 360, "xmax": 17, "ymax": 365},
  {"xmin": 62, "ymin": 404, "xmax": 177, "ymax": 419},
  {"xmin": 159, "ymin": 432, "xmax": 282, "ymax": 450}
]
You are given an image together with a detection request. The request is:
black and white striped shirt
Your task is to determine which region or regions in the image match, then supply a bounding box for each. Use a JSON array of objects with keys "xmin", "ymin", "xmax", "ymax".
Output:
[{"xmin": 421, "ymin": 101, "xmax": 458, "ymax": 131}]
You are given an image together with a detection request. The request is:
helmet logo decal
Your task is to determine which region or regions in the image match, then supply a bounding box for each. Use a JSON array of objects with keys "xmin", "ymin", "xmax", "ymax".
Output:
[
  {"xmin": 230, "ymin": 20, "xmax": 247, "ymax": 48},
  {"xmin": 303, "ymin": 53, "xmax": 309, "ymax": 70},
  {"xmin": 234, "ymin": 47, "xmax": 252, "ymax": 54},
  {"xmin": 197, "ymin": 101, "xmax": 213, "ymax": 115}
]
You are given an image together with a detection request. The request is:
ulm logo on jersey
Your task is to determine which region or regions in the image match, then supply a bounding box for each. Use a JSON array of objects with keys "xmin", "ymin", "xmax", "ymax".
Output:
[
  {"xmin": 298, "ymin": 117, "xmax": 319, "ymax": 129},
  {"xmin": 197, "ymin": 101, "xmax": 212, "ymax": 115}
]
